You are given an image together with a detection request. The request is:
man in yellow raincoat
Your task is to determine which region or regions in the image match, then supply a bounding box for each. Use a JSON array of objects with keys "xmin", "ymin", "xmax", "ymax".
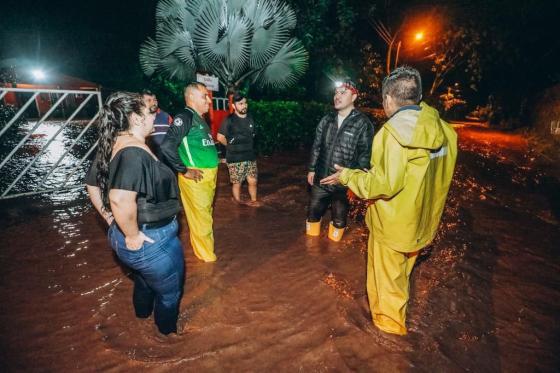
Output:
[{"xmin": 321, "ymin": 66, "xmax": 458, "ymax": 335}]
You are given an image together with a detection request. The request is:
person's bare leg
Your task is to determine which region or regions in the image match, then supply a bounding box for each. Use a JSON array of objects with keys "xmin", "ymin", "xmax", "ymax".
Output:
[
  {"xmin": 232, "ymin": 183, "xmax": 242, "ymax": 202},
  {"xmin": 247, "ymin": 176, "xmax": 258, "ymax": 202}
]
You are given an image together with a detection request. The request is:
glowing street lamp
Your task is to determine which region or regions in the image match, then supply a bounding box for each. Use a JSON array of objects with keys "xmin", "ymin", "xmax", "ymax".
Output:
[
  {"xmin": 373, "ymin": 20, "xmax": 428, "ymax": 74},
  {"xmin": 387, "ymin": 30, "xmax": 426, "ymax": 74}
]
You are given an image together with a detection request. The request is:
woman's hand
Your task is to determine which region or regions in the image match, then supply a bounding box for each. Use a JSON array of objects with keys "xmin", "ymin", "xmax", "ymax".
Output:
[
  {"xmin": 183, "ymin": 168, "xmax": 204, "ymax": 182},
  {"xmin": 125, "ymin": 232, "xmax": 155, "ymax": 250},
  {"xmin": 102, "ymin": 210, "xmax": 114, "ymax": 225},
  {"xmin": 87, "ymin": 185, "xmax": 115, "ymax": 225}
]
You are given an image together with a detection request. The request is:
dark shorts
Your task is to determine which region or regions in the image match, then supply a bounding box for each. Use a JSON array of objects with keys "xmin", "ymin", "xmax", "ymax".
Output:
[{"xmin": 227, "ymin": 160, "xmax": 257, "ymax": 184}]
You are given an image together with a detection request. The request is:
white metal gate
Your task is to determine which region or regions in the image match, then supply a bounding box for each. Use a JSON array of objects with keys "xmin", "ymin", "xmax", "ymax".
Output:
[{"xmin": 0, "ymin": 88, "xmax": 102, "ymax": 200}]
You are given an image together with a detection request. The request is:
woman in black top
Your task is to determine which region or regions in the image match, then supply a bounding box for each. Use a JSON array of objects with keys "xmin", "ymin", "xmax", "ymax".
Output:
[{"xmin": 85, "ymin": 92, "xmax": 185, "ymax": 335}]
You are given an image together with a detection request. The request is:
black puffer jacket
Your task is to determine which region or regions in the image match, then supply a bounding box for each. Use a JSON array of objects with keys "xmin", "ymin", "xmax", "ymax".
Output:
[{"xmin": 309, "ymin": 109, "xmax": 375, "ymax": 188}]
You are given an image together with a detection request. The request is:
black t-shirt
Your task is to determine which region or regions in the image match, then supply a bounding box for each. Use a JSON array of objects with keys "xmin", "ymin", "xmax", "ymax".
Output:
[
  {"xmin": 218, "ymin": 114, "xmax": 256, "ymax": 163},
  {"xmin": 86, "ymin": 147, "xmax": 181, "ymax": 224}
]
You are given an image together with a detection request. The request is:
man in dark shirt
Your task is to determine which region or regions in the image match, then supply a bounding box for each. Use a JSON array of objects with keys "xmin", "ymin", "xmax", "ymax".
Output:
[
  {"xmin": 142, "ymin": 90, "xmax": 173, "ymax": 160},
  {"xmin": 217, "ymin": 92, "xmax": 261, "ymax": 207}
]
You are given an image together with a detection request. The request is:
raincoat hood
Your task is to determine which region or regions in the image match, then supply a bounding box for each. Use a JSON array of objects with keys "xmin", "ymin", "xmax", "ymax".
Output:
[{"xmin": 385, "ymin": 102, "xmax": 444, "ymax": 150}]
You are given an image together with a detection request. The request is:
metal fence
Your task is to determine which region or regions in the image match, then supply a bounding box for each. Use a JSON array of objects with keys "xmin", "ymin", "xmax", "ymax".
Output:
[
  {"xmin": 0, "ymin": 88, "xmax": 102, "ymax": 200},
  {"xmin": 213, "ymin": 97, "xmax": 229, "ymax": 111}
]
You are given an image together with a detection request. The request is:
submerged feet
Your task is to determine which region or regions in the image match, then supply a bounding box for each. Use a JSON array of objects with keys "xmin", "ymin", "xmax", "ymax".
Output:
[{"xmin": 231, "ymin": 197, "xmax": 263, "ymax": 207}]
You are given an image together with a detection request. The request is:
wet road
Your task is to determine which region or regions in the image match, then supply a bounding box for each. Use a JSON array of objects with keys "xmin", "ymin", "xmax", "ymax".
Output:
[{"xmin": 0, "ymin": 126, "xmax": 559, "ymax": 371}]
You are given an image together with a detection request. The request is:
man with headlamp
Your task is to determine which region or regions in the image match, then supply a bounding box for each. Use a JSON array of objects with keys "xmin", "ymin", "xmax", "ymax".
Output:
[{"xmin": 306, "ymin": 79, "xmax": 375, "ymax": 241}]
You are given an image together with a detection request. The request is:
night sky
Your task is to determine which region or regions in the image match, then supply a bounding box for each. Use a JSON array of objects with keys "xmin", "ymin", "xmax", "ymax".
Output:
[
  {"xmin": 2, "ymin": 0, "xmax": 559, "ymax": 98},
  {"xmin": 1, "ymin": 0, "xmax": 158, "ymax": 89}
]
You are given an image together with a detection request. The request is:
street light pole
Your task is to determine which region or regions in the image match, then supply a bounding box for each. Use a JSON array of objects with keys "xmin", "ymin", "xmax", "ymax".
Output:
[
  {"xmin": 386, "ymin": 37, "xmax": 402, "ymax": 75},
  {"xmin": 386, "ymin": 37, "xmax": 395, "ymax": 75},
  {"xmin": 372, "ymin": 20, "xmax": 399, "ymax": 75},
  {"xmin": 373, "ymin": 19, "xmax": 425, "ymax": 74},
  {"xmin": 387, "ymin": 32, "xmax": 424, "ymax": 74},
  {"xmin": 394, "ymin": 40, "xmax": 402, "ymax": 71}
]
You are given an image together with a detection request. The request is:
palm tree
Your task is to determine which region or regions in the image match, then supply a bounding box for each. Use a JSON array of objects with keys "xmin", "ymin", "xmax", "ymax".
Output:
[{"xmin": 140, "ymin": 0, "xmax": 309, "ymax": 94}]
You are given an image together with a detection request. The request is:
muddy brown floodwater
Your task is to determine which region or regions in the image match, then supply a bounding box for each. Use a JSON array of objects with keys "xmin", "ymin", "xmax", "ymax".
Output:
[{"xmin": 0, "ymin": 126, "xmax": 559, "ymax": 372}]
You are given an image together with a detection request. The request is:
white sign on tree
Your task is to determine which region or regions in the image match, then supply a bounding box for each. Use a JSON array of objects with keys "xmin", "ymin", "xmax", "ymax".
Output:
[{"xmin": 196, "ymin": 73, "xmax": 219, "ymax": 92}]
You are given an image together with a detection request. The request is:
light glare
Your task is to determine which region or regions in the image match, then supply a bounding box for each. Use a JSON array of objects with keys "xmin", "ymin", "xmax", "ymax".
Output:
[{"xmin": 32, "ymin": 69, "xmax": 46, "ymax": 80}]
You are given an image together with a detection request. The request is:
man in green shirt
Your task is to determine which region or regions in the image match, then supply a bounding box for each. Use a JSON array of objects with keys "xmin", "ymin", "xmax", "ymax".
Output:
[{"xmin": 161, "ymin": 82, "xmax": 219, "ymax": 262}]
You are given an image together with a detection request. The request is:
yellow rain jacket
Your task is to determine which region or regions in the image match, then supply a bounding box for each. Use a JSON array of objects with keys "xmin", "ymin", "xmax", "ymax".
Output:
[{"xmin": 339, "ymin": 102, "xmax": 458, "ymax": 252}]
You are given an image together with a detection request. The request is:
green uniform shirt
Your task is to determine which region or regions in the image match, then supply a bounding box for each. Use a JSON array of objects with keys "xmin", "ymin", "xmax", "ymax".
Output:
[{"xmin": 177, "ymin": 110, "xmax": 218, "ymax": 168}]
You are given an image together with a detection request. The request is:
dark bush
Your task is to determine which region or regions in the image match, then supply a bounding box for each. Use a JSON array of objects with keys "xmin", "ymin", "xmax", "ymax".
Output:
[
  {"xmin": 0, "ymin": 103, "xmax": 26, "ymax": 132},
  {"xmin": 250, "ymin": 100, "xmax": 330, "ymax": 155},
  {"xmin": 0, "ymin": 104, "xmax": 17, "ymax": 126}
]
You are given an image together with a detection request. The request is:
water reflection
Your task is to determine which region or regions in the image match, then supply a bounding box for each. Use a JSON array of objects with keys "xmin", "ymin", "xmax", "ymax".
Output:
[
  {"xmin": 0, "ymin": 127, "xmax": 558, "ymax": 371},
  {"xmin": 0, "ymin": 120, "xmax": 97, "ymax": 198}
]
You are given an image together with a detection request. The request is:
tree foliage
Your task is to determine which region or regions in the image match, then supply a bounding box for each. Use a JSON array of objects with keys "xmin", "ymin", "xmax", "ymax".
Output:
[
  {"xmin": 140, "ymin": 0, "xmax": 309, "ymax": 93},
  {"xmin": 428, "ymin": 26, "xmax": 482, "ymax": 97},
  {"xmin": 0, "ymin": 67, "xmax": 17, "ymax": 85},
  {"xmin": 280, "ymin": 0, "xmax": 376, "ymax": 100},
  {"xmin": 357, "ymin": 44, "xmax": 384, "ymax": 107}
]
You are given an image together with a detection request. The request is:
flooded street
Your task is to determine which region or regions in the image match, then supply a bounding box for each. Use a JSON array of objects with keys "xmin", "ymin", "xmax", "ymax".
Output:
[{"xmin": 0, "ymin": 126, "xmax": 559, "ymax": 372}]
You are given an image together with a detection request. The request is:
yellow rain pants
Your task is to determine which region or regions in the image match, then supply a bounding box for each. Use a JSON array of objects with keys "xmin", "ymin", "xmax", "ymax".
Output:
[
  {"xmin": 178, "ymin": 167, "xmax": 218, "ymax": 262},
  {"xmin": 367, "ymin": 238, "xmax": 419, "ymax": 335}
]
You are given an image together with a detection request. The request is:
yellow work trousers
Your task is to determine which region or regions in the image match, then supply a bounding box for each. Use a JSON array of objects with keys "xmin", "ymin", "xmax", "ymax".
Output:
[
  {"xmin": 178, "ymin": 167, "xmax": 218, "ymax": 262},
  {"xmin": 367, "ymin": 238, "xmax": 419, "ymax": 335}
]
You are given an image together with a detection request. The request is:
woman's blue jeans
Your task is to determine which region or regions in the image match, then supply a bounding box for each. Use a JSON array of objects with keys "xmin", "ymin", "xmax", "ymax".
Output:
[{"xmin": 108, "ymin": 218, "xmax": 185, "ymax": 335}]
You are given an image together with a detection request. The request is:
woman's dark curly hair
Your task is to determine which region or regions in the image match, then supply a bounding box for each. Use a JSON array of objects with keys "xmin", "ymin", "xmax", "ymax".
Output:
[{"xmin": 96, "ymin": 91, "xmax": 145, "ymax": 210}]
